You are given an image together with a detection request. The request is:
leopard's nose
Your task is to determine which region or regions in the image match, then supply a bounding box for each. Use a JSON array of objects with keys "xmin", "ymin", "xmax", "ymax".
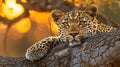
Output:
[{"xmin": 69, "ymin": 31, "xmax": 79, "ymax": 37}]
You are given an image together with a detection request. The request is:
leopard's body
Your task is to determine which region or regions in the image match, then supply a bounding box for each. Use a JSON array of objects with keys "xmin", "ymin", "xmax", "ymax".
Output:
[{"xmin": 25, "ymin": 6, "xmax": 116, "ymax": 61}]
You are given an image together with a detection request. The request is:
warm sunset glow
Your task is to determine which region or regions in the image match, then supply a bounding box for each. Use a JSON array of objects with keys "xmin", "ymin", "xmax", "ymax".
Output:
[
  {"xmin": 68, "ymin": 0, "xmax": 80, "ymax": 3},
  {"xmin": 30, "ymin": 10, "xmax": 59, "ymax": 35},
  {"xmin": 2, "ymin": 0, "xmax": 24, "ymax": 20},
  {"xmin": 50, "ymin": 19, "xmax": 58, "ymax": 35},
  {"xmin": 29, "ymin": 10, "xmax": 50, "ymax": 23},
  {"xmin": 13, "ymin": 18, "xmax": 31, "ymax": 33},
  {"xmin": 0, "ymin": 22, "xmax": 7, "ymax": 30},
  {"xmin": 0, "ymin": 0, "xmax": 2, "ymax": 15},
  {"xmin": 21, "ymin": 0, "xmax": 27, "ymax": 3}
]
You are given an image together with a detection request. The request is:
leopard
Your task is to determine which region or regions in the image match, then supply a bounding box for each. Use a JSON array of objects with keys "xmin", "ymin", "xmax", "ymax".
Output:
[{"xmin": 25, "ymin": 5, "xmax": 117, "ymax": 61}]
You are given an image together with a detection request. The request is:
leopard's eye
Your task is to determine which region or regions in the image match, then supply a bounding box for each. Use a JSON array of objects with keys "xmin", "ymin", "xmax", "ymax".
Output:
[
  {"xmin": 78, "ymin": 21, "xmax": 86, "ymax": 25},
  {"xmin": 78, "ymin": 21, "xmax": 87, "ymax": 27},
  {"xmin": 62, "ymin": 22, "xmax": 69, "ymax": 28},
  {"xmin": 66, "ymin": 25, "xmax": 69, "ymax": 28}
]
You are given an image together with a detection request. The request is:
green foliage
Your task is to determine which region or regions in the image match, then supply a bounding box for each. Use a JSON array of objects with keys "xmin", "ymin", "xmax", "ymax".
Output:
[{"xmin": 100, "ymin": 0, "xmax": 120, "ymax": 24}]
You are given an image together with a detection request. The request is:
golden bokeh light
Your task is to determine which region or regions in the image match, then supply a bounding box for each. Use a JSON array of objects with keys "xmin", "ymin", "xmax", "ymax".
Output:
[
  {"xmin": 30, "ymin": 10, "xmax": 59, "ymax": 35},
  {"xmin": 50, "ymin": 19, "xmax": 58, "ymax": 35},
  {"xmin": 0, "ymin": 22, "xmax": 7, "ymax": 30},
  {"xmin": 2, "ymin": 0, "xmax": 24, "ymax": 20},
  {"xmin": 13, "ymin": 18, "xmax": 31, "ymax": 33},
  {"xmin": 21, "ymin": 0, "xmax": 27, "ymax": 3},
  {"xmin": 0, "ymin": 0, "xmax": 2, "ymax": 15},
  {"xmin": 30, "ymin": 10, "xmax": 50, "ymax": 23}
]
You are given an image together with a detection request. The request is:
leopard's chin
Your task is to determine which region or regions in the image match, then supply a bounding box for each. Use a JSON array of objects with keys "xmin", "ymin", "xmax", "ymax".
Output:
[{"xmin": 69, "ymin": 40, "xmax": 81, "ymax": 47}]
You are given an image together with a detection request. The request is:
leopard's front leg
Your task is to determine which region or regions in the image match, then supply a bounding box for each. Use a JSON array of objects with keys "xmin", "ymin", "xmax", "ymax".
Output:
[{"xmin": 25, "ymin": 37, "xmax": 61, "ymax": 61}]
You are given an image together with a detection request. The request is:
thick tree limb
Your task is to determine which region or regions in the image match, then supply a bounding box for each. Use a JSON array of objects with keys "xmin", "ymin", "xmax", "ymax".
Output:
[{"xmin": 0, "ymin": 28, "xmax": 120, "ymax": 67}]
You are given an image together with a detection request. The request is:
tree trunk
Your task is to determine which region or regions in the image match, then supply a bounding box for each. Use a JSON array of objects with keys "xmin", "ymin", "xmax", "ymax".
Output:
[{"xmin": 0, "ymin": 29, "xmax": 120, "ymax": 67}]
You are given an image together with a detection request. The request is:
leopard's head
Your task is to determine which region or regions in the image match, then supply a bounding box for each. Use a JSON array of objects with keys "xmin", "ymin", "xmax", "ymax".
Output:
[{"xmin": 51, "ymin": 5, "xmax": 98, "ymax": 46}]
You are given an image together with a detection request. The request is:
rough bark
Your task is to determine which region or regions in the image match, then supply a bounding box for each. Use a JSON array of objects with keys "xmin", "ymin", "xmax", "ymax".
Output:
[{"xmin": 0, "ymin": 28, "xmax": 120, "ymax": 67}]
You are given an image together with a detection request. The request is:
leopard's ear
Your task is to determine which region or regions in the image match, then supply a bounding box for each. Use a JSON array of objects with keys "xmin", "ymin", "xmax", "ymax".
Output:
[
  {"xmin": 85, "ymin": 5, "xmax": 97, "ymax": 17},
  {"xmin": 51, "ymin": 10, "xmax": 64, "ymax": 23}
]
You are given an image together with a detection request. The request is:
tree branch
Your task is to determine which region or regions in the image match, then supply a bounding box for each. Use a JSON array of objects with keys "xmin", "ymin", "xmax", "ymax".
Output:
[
  {"xmin": 0, "ymin": 28, "xmax": 120, "ymax": 67},
  {"xmin": 16, "ymin": 0, "xmax": 75, "ymax": 12}
]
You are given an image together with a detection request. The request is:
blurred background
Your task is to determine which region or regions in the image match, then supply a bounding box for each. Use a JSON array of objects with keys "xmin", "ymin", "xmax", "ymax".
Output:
[{"xmin": 0, "ymin": 0, "xmax": 120, "ymax": 56}]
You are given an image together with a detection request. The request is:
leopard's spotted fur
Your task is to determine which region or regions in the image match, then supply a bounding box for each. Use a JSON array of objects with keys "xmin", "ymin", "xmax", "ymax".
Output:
[{"xmin": 25, "ymin": 5, "xmax": 116, "ymax": 61}]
